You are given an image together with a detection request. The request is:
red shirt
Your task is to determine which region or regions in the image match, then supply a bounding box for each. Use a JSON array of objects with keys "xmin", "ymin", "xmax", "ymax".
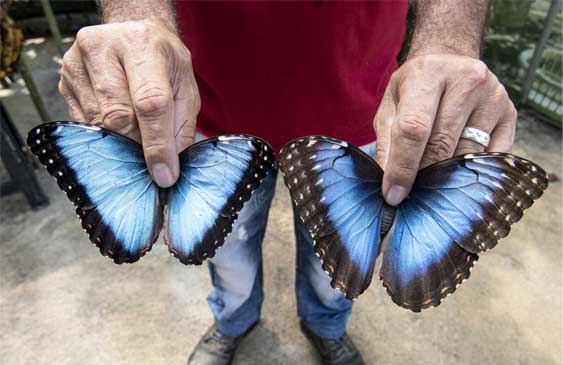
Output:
[{"xmin": 176, "ymin": 1, "xmax": 408, "ymax": 152}]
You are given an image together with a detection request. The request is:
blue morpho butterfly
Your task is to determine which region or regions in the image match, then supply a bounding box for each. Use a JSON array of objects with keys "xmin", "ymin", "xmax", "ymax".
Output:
[
  {"xmin": 278, "ymin": 136, "xmax": 548, "ymax": 312},
  {"xmin": 27, "ymin": 121, "xmax": 275, "ymax": 265}
]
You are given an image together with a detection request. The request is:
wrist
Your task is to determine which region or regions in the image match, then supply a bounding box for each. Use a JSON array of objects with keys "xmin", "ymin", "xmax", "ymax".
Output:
[
  {"xmin": 407, "ymin": 38, "xmax": 481, "ymax": 60},
  {"xmin": 407, "ymin": 0, "xmax": 487, "ymax": 60},
  {"xmin": 100, "ymin": 0, "xmax": 177, "ymax": 33}
]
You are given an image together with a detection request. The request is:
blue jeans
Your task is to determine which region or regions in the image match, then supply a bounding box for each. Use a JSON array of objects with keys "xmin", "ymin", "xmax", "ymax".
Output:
[{"xmin": 202, "ymin": 133, "xmax": 376, "ymax": 340}]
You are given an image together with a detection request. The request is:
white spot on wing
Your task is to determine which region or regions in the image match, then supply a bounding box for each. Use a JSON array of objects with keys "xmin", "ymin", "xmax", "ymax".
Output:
[
  {"xmin": 218, "ymin": 135, "xmax": 241, "ymax": 141},
  {"xmin": 82, "ymin": 125, "xmax": 101, "ymax": 132},
  {"xmin": 505, "ymin": 157, "xmax": 516, "ymax": 167}
]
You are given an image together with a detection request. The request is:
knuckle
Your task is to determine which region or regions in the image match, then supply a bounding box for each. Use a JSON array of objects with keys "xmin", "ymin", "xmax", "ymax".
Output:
[
  {"xmin": 133, "ymin": 84, "xmax": 172, "ymax": 118},
  {"xmin": 76, "ymin": 27, "xmax": 98, "ymax": 51},
  {"xmin": 176, "ymin": 46, "xmax": 193, "ymax": 69},
  {"xmin": 493, "ymin": 84, "xmax": 510, "ymax": 104},
  {"xmin": 61, "ymin": 49, "xmax": 84, "ymax": 75},
  {"xmin": 176, "ymin": 133, "xmax": 195, "ymax": 151},
  {"xmin": 61, "ymin": 51, "xmax": 75, "ymax": 66},
  {"xmin": 57, "ymin": 80, "xmax": 65, "ymax": 95},
  {"xmin": 143, "ymin": 141, "xmax": 171, "ymax": 162},
  {"xmin": 374, "ymin": 114, "xmax": 393, "ymax": 132},
  {"xmin": 424, "ymin": 132, "xmax": 457, "ymax": 162},
  {"xmin": 460, "ymin": 60, "xmax": 489, "ymax": 90},
  {"xmin": 124, "ymin": 22, "xmax": 153, "ymax": 43},
  {"xmin": 102, "ymin": 106, "xmax": 135, "ymax": 130},
  {"xmin": 137, "ymin": 21, "xmax": 152, "ymax": 35},
  {"xmin": 387, "ymin": 163, "xmax": 416, "ymax": 185},
  {"xmin": 397, "ymin": 113, "xmax": 432, "ymax": 143},
  {"xmin": 465, "ymin": 60, "xmax": 489, "ymax": 80},
  {"xmin": 455, "ymin": 142, "xmax": 478, "ymax": 156},
  {"xmin": 375, "ymin": 143, "xmax": 386, "ymax": 157}
]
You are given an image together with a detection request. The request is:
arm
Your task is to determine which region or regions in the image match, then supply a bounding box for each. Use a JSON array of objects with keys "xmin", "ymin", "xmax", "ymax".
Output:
[
  {"xmin": 59, "ymin": 0, "xmax": 200, "ymax": 187},
  {"xmin": 99, "ymin": 0, "xmax": 177, "ymax": 30},
  {"xmin": 374, "ymin": 0, "xmax": 516, "ymax": 205}
]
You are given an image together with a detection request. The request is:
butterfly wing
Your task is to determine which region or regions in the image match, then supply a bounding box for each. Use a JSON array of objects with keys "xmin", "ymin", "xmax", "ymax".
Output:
[
  {"xmin": 380, "ymin": 153, "xmax": 548, "ymax": 311},
  {"xmin": 278, "ymin": 136, "xmax": 386, "ymax": 299},
  {"xmin": 165, "ymin": 135, "xmax": 275, "ymax": 265},
  {"xmin": 27, "ymin": 122, "xmax": 162, "ymax": 264}
]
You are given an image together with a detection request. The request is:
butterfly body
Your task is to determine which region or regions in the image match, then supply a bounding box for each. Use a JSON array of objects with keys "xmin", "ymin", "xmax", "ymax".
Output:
[
  {"xmin": 279, "ymin": 135, "xmax": 547, "ymax": 311},
  {"xmin": 28, "ymin": 121, "xmax": 275, "ymax": 265}
]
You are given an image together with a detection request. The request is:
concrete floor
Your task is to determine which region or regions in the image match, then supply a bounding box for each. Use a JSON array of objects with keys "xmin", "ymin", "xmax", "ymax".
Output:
[{"xmin": 1, "ymin": 39, "xmax": 562, "ymax": 365}]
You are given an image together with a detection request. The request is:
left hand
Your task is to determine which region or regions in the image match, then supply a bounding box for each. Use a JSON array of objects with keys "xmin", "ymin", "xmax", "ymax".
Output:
[{"xmin": 374, "ymin": 54, "xmax": 517, "ymax": 206}]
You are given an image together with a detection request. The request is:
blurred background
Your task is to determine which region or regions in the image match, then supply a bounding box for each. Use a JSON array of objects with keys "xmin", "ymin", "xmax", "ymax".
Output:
[{"xmin": 1, "ymin": 1, "xmax": 561, "ymax": 364}]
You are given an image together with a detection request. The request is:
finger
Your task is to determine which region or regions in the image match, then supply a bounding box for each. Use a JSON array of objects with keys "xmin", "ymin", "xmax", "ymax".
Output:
[
  {"xmin": 382, "ymin": 77, "xmax": 443, "ymax": 206},
  {"xmin": 124, "ymin": 50, "xmax": 179, "ymax": 188},
  {"xmin": 455, "ymin": 84, "xmax": 511, "ymax": 155},
  {"xmin": 487, "ymin": 102, "xmax": 517, "ymax": 153},
  {"xmin": 171, "ymin": 48, "xmax": 199, "ymax": 152},
  {"xmin": 81, "ymin": 47, "xmax": 140, "ymax": 141},
  {"xmin": 60, "ymin": 45, "xmax": 101, "ymax": 124},
  {"xmin": 373, "ymin": 85, "xmax": 397, "ymax": 170},
  {"xmin": 58, "ymin": 80, "xmax": 87, "ymax": 122},
  {"xmin": 420, "ymin": 62, "xmax": 488, "ymax": 167}
]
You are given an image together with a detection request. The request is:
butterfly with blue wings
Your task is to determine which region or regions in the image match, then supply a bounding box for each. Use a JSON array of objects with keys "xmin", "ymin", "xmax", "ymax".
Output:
[
  {"xmin": 278, "ymin": 136, "xmax": 548, "ymax": 312},
  {"xmin": 27, "ymin": 121, "xmax": 275, "ymax": 265}
]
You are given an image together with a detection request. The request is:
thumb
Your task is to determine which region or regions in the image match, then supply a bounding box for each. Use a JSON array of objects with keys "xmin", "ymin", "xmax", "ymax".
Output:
[{"xmin": 124, "ymin": 54, "xmax": 179, "ymax": 188}]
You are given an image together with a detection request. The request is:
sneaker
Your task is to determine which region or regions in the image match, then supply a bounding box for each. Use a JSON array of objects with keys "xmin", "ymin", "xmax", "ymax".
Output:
[
  {"xmin": 187, "ymin": 322, "xmax": 258, "ymax": 365},
  {"xmin": 300, "ymin": 321, "xmax": 365, "ymax": 365}
]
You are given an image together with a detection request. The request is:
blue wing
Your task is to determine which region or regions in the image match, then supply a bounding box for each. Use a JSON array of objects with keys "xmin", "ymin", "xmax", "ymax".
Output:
[
  {"xmin": 278, "ymin": 136, "xmax": 387, "ymax": 299},
  {"xmin": 165, "ymin": 135, "xmax": 275, "ymax": 264},
  {"xmin": 27, "ymin": 122, "xmax": 162, "ymax": 264},
  {"xmin": 380, "ymin": 153, "xmax": 548, "ymax": 311}
]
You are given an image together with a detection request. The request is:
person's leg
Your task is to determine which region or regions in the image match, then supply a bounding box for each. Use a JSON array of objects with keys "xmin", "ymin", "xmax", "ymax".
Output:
[
  {"xmin": 189, "ymin": 132, "xmax": 278, "ymax": 364},
  {"xmin": 294, "ymin": 141, "xmax": 376, "ymax": 339},
  {"xmin": 206, "ymin": 167, "xmax": 278, "ymax": 337},
  {"xmin": 294, "ymin": 213, "xmax": 353, "ymax": 339}
]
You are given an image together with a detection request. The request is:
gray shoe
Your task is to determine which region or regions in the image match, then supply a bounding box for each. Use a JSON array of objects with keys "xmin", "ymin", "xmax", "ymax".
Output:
[
  {"xmin": 187, "ymin": 322, "xmax": 258, "ymax": 365},
  {"xmin": 300, "ymin": 321, "xmax": 365, "ymax": 365}
]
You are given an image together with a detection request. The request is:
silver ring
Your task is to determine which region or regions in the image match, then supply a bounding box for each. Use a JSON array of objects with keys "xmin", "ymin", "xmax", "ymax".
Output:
[{"xmin": 461, "ymin": 127, "xmax": 490, "ymax": 148}]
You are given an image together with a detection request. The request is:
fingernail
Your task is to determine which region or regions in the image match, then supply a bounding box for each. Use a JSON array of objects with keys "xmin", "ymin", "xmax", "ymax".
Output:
[
  {"xmin": 385, "ymin": 185, "xmax": 408, "ymax": 206},
  {"xmin": 150, "ymin": 163, "xmax": 174, "ymax": 187}
]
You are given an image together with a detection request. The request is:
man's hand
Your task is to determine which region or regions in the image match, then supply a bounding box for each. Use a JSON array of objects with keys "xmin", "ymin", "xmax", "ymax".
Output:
[
  {"xmin": 59, "ymin": 19, "xmax": 200, "ymax": 187},
  {"xmin": 374, "ymin": 55, "xmax": 516, "ymax": 206},
  {"xmin": 373, "ymin": 0, "xmax": 517, "ymax": 206}
]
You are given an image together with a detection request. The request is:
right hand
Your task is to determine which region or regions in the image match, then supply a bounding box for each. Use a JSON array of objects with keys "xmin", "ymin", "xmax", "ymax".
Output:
[{"xmin": 59, "ymin": 20, "xmax": 200, "ymax": 187}]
